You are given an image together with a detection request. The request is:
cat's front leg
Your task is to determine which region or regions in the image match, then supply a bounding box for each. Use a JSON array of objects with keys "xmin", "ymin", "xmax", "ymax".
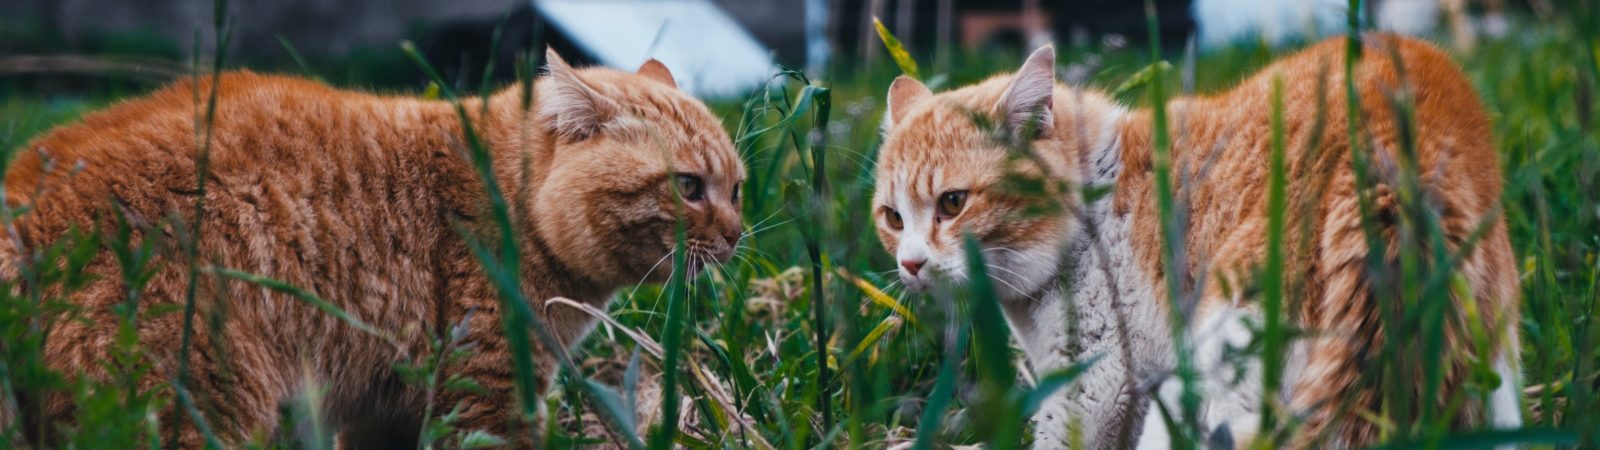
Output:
[
  {"xmin": 1031, "ymin": 351, "xmax": 1147, "ymax": 449},
  {"xmin": 438, "ymin": 305, "xmax": 547, "ymax": 449},
  {"xmin": 1135, "ymin": 305, "xmax": 1262, "ymax": 450}
]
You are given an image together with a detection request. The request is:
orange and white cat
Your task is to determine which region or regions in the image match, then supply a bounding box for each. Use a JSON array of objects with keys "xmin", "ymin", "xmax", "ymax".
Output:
[
  {"xmin": 873, "ymin": 35, "xmax": 1519, "ymax": 448},
  {"xmin": 2, "ymin": 50, "xmax": 743, "ymax": 447}
]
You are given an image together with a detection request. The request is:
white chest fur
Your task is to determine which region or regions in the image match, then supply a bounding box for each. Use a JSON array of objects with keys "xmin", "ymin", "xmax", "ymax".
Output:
[
  {"xmin": 999, "ymin": 108, "xmax": 1177, "ymax": 447},
  {"xmin": 1007, "ymin": 204, "xmax": 1173, "ymax": 449}
]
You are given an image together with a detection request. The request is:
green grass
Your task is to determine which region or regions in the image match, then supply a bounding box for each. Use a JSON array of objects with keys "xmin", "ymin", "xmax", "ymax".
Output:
[{"xmin": 2, "ymin": 5, "xmax": 1598, "ymax": 450}]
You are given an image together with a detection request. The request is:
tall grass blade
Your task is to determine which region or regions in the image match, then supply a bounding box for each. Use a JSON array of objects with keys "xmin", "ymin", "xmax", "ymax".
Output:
[
  {"xmin": 960, "ymin": 235, "xmax": 1022, "ymax": 449},
  {"xmin": 843, "ymin": 315, "xmax": 901, "ymax": 367},
  {"xmin": 837, "ymin": 268, "xmax": 921, "ymax": 330},
  {"xmin": 1142, "ymin": 1, "xmax": 1201, "ymax": 446},
  {"xmin": 173, "ymin": 0, "xmax": 232, "ymax": 443},
  {"xmin": 274, "ymin": 34, "xmax": 319, "ymax": 81},
  {"xmin": 909, "ymin": 296, "xmax": 969, "ymax": 450},
  {"xmin": 872, "ymin": 17, "xmax": 920, "ymax": 79},
  {"xmin": 800, "ymin": 85, "xmax": 834, "ymax": 440},
  {"xmin": 650, "ymin": 236, "xmax": 688, "ymax": 450},
  {"xmin": 1260, "ymin": 76, "xmax": 1288, "ymax": 436},
  {"xmin": 206, "ymin": 268, "xmax": 394, "ymax": 342}
]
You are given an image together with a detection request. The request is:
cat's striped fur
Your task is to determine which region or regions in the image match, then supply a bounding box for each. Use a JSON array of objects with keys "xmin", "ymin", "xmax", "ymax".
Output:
[
  {"xmin": 1, "ymin": 50, "xmax": 743, "ymax": 447},
  {"xmin": 873, "ymin": 34, "xmax": 1519, "ymax": 448}
]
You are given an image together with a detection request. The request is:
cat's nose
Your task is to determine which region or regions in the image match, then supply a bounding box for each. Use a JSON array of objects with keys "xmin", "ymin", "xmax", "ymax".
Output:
[
  {"xmin": 722, "ymin": 229, "xmax": 741, "ymax": 248},
  {"xmin": 900, "ymin": 258, "xmax": 925, "ymax": 276}
]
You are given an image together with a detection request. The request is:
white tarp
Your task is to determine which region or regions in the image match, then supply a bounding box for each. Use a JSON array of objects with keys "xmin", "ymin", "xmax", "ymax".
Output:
[
  {"xmin": 1193, "ymin": 0, "xmax": 1442, "ymax": 49},
  {"xmin": 534, "ymin": 0, "xmax": 775, "ymax": 99}
]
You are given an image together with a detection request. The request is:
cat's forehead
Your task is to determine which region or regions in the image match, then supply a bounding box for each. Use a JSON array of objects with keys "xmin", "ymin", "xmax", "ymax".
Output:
[
  {"xmin": 586, "ymin": 69, "xmax": 743, "ymax": 179},
  {"xmin": 874, "ymin": 93, "xmax": 1021, "ymax": 203},
  {"xmin": 880, "ymin": 114, "xmax": 1000, "ymax": 174},
  {"xmin": 670, "ymin": 140, "xmax": 743, "ymax": 179},
  {"xmin": 876, "ymin": 142, "xmax": 1000, "ymax": 205}
]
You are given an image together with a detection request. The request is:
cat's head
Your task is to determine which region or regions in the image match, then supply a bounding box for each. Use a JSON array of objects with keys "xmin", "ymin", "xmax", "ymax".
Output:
[
  {"xmin": 873, "ymin": 45, "xmax": 1104, "ymax": 299},
  {"xmin": 533, "ymin": 50, "xmax": 744, "ymax": 286}
]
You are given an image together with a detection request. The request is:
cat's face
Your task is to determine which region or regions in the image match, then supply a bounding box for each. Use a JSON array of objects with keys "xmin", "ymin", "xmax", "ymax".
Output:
[
  {"xmin": 534, "ymin": 52, "xmax": 745, "ymax": 286},
  {"xmin": 873, "ymin": 46, "xmax": 1081, "ymax": 299}
]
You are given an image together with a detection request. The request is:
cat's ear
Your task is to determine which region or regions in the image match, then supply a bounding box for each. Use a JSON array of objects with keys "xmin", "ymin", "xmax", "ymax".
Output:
[
  {"xmin": 636, "ymin": 59, "xmax": 677, "ymax": 88},
  {"xmin": 994, "ymin": 45, "xmax": 1056, "ymax": 138},
  {"xmin": 881, "ymin": 75, "xmax": 931, "ymax": 135},
  {"xmin": 541, "ymin": 48, "xmax": 619, "ymax": 141}
]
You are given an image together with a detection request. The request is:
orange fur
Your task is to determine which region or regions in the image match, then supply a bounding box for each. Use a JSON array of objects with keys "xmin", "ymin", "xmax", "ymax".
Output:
[
  {"xmin": 1, "ymin": 50, "xmax": 743, "ymax": 448},
  {"xmin": 875, "ymin": 34, "xmax": 1518, "ymax": 448}
]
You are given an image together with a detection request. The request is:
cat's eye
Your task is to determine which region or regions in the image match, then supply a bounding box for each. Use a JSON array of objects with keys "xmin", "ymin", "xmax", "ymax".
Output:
[
  {"xmin": 675, "ymin": 174, "xmax": 705, "ymax": 201},
  {"xmin": 882, "ymin": 207, "xmax": 904, "ymax": 230},
  {"xmin": 731, "ymin": 182, "xmax": 741, "ymax": 203},
  {"xmin": 937, "ymin": 190, "xmax": 968, "ymax": 218}
]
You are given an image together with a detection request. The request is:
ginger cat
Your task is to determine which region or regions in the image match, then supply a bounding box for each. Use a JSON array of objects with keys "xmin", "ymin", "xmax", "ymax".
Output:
[
  {"xmin": 873, "ymin": 35, "xmax": 1519, "ymax": 448},
  {"xmin": 1, "ymin": 50, "xmax": 744, "ymax": 447}
]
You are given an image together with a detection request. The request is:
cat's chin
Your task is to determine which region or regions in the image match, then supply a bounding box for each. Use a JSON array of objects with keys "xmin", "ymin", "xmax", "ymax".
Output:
[{"xmin": 901, "ymin": 278, "xmax": 931, "ymax": 293}]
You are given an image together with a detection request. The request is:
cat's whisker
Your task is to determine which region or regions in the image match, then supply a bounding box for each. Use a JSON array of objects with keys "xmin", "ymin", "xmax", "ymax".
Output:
[
  {"xmin": 882, "ymin": 279, "xmax": 904, "ymax": 294},
  {"xmin": 984, "ymin": 270, "xmax": 1038, "ymax": 303},
  {"xmin": 984, "ymin": 263, "xmax": 1029, "ymax": 280},
  {"xmin": 628, "ymin": 248, "xmax": 678, "ymax": 301},
  {"xmin": 826, "ymin": 144, "xmax": 875, "ymax": 165},
  {"xmin": 739, "ymin": 211, "xmax": 790, "ymax": 237},
  {"xmin": 725, "ymin": 248, "xmax": 751, "ymax": 268},
  {"xmin": 708, "ymin": 263, "xmax": 737, "ymax": 303},
  {"xmin": 742, "ymin": 246, "xmax": 783, "ymax": 266},
  {"xmin": 825, "ymin": 144, "xmax": 876, "ymax": 175},
  {"xmin": 707, "ymin": 259, "xmax": 742, "ymax": 304},
  {"xmin": 742, "ymin": 217, "xmax": 795, "ymax": 239},
  {"xmin": 709, "ymin": 259, "xmax": 744, "ymax": 298},
  {"xmin": 743, "ymin": 208, "xmax": 785, "ymax": 234},
  {"xmin": 727, "ymin": 248, "xmax": 759, "ymax": 272},
  {"xmin": 983, "ymin": 247, "xmax": 1027, "ymax": 259},
  {"xmin": 645, "ymin": 261, "xmax": 682, "ymax": 330},
  {"xmin": 869, "ymin": 268, "xmax": 900, "ymax": 278}
]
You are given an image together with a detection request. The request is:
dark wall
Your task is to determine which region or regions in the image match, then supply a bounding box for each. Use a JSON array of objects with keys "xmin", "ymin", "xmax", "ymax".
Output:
[
  {"xmin": 2, "ymin": 0, "xmax": 528, "ymax": 59},
  {"xmin": 828, "ymin": 0, "xmax": 1197, "ymax": 65},
  {"xmin": 2, "ymin": 0, "xmax": 809, "ymax": 85},
  {"xmin": 1055, "ymin": 0, "xmax": 1194, "ymax": 48}
]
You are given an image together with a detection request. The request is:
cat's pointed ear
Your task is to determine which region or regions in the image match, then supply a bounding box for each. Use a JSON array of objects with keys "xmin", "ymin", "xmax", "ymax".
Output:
[
  {"xmin": 994, "ymin": 44, "xmax": 1056, "ymax": 138},
  {"xmin": 541, "ymin": 48, "xmax": 618, "ymax": 141},
  {"xmin": 636, "ymin": 59, "xmax": 677, "ymax": 88},
  {"xmin": 882, "ymin": 75, "xmax": 931, "ymax": 135}
]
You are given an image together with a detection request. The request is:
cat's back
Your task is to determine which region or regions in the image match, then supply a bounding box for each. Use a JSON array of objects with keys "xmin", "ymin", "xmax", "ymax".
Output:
[
  {"xmin": 1200, "ymin": 33, "xmax": 1496, "ymax": 186},
  {"xmin": 7, "ymin": 72, "xmax": 457, "ymax": 230},
  {"xmin": 1114, "ymin": 33, "xmax": 1509, "ymax": 298},
  {"xmin": 10, "ymin": 71, "xmax": 352, "ymax": 185},
  {"xmin": 3, "ymin": 71, "xmax": 469, "ymax": 296},
  {"xmin": 1261, "ymin": 33, "xmax": 1502, "ymax": 221},
  {"xmin": 1136, "ymin": 33, "xmax": 1500, "ymax": 226}
]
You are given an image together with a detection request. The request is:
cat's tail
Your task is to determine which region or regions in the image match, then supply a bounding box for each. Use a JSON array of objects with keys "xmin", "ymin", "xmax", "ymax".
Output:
[
  {"xmin": 0, "ymin": 228, "xmax": 24, "ymax": 446},
  {"xmin": 1, "ymin": 385, "xmax": 19, "ymax": 447}
]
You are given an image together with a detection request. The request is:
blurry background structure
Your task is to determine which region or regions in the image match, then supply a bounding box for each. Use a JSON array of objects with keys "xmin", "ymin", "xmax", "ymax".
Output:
[
  {"xmin": 0, "ymin": 0, "xmax": 1546, "ymax": 97},
  {"xmin": 0, "ymin": 0, "xmax": 1542, "ymax": 96}
]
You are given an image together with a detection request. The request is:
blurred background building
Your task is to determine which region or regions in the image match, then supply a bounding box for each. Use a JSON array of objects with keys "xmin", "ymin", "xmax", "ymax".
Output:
[{"xmin": 0, "ymin": 0, "xmax": 1541, "ymax": 97}]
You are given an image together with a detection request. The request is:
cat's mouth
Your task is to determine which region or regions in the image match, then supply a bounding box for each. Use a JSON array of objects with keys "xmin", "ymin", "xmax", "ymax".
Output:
[
  {"xmin": 899, "ymin": 263, "xmax": 971, "ymax": 294},
  {"xmin": 903, "ymin": 278, "xmax": 932, "ymax": 293},
  {"xmin": 899, "ymin": 269, "xmax": 939, "ymax": 293}
]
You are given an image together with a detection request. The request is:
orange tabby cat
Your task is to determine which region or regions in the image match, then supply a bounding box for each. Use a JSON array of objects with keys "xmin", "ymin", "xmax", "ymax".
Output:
[
  {"xmin": 874, "ymin": 34, "xmax": 1518, "ymax": 448},
  {"xmin": 1, "ymin": 50, "xmax": 744, "ymax": 447}
]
